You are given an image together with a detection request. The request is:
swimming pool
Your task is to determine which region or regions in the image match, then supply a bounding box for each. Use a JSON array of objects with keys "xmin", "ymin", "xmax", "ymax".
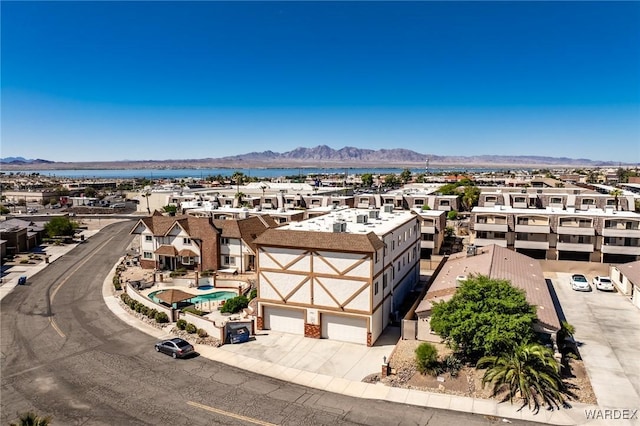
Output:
[
  {"xmin": 147, "ymin": 289, "xmax": 237, "ymax": 305},
  {"xmin": 190, "ymin": 291, "xmax": 237, "ymax": 303}
]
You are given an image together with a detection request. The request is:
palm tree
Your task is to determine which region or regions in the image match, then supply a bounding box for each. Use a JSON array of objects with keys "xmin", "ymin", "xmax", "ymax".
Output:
[
  {"xmin": 477, "ymin": 343, "xmax": 566, "ymax": 413},
  {"xmin": 609, "ymin": 188, "xmax": 623, "ymax": 211},
  {"xmin": 9, "ymin": 412, "xmax": 52, "ymax": 426}
]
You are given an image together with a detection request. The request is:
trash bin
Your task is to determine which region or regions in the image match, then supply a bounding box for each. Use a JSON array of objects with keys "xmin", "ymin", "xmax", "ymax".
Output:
[{"xmin": 18, "ymin": 276, "xmax": 27, "ymax": 285}]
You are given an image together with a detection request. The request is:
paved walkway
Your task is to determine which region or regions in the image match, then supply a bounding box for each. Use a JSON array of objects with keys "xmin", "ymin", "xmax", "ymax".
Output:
[{"xmin": 3, "ymin": 226, "xmax": 629, "ymax": 425}]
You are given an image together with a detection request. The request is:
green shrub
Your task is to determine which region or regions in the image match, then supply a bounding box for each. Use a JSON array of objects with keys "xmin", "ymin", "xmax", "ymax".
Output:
[
  {"xmin": 155, "ymin": 312, "xmax": 169, "ymax": 323},
  {"xmin": 113, "ymin": 276, "xmax": 122, "ymax": 291},
  {"xmin": 249, "ymin": 289, "xmax": 257, "ymax": 300},
  {"xmin": 197, "ymin": 328, "xmax": 208, "ymax": 338},
  {"xmin": 147, "ymin": 309, "xmax": 158, "ymax": 319},
  {"xmin": 415, "ymin": 343, "xmax": 439, "ymax": 375},
  {"xmin": 120, "ymin": 293, "xmax": 131, "ymax": 304},
  {"xmin": 140, "ymin": 305, "xmax": 149, "ymax": 316},
  {"xmin": 185, "ymin": 323, "xmax": 197, "ymax": 334},
  {"xmin": 128, "ymin": 300, "xmax": 138, "ymax": 310},
  {"xmin": 421, "ymin": 205, "xmax": 431, "ymax": 210},
  {"xmin": 220, "ymin": 295, "xmax": 249, "ymax": 314},
  {"xmin": 135, "ymin": 303, "xmax": 144, "ymax": 313},
  {"xmin": 447, "ymin": 210, "xmax": 459, "ymax": 220},
  {"xmin": 183, "ymin": 307, "xmax": 204, "ymax": 316},
  {"xmin": 176, "ymin": 319, "xmax": 187, "ymax": 330},
  {"xmin": 443, "ymin": 354, "xmax": 462, "ymax": 377}
]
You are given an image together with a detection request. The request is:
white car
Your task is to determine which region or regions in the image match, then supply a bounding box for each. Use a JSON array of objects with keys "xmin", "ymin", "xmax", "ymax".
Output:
[
  {"xmin": 570, "ymin": 274, "xmax": 591, "ymax": 292},
  {"xmin": 593, "ymin": 276, "xmax": 615, "ymax": 291}
]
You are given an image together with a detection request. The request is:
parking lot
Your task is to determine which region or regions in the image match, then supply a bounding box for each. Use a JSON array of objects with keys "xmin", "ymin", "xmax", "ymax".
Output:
[{"xmin": 547, "ymin": 271, "xmax": 640, "ymax": 410}]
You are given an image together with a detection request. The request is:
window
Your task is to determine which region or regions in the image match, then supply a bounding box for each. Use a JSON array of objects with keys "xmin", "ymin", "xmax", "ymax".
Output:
[
  {"xmin": 223, "ymin": 256, "xmax": 236, "ymax": 266},
  {"xmin": 582, "ymin": 198, "xmax": 595, "ymax": 205},
  {"xmin": 439, "ymin": 200, "xmax": 450, "ymax": 206},
  {"xmin": 383, "ymin": 274, "xmax": 387, "ymax": 289},
  {"xmin": 143, "ymin": 251, "xmax": 153, "ymax": 259},
  {"xmin": 375, "ymin": 251, "xmax": 379, "ymax": 263},
  {"xmin": 145, "ymin": 235, "xmax": 152, "ymax": 242},
  {"xmin": 264, "ymin": 198, "xmax": 272, "ymax": 204},
  {"xmin": 221, "ymin": 237, "xmax": 230, "ymax": 245},
  {"xmin": 375, "ymin": 281, "xmax": 379, "ymax": 295},
  {"xmin": 414, "ymin": 199, "xmax": 424, "ymax": 206},
  {"xmin": 550, "ymin": 197, "xmax": 563, "ymax": 204},
  {"xmin": 485, "ymin": 196, "xmax": 497, "ymax": 203},
  {"xmin": 183, "ymin": 238, "xmax": 191, "ymax": 244},
  {"xmin": 181, "ymin": 256, "xmax": 193, "ymax": 265}
]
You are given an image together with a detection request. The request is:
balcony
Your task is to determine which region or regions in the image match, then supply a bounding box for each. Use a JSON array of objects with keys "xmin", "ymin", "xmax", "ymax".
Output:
[
  {"xmin": 602, "ymin": 228, "xmax": 640, "ymax": 238},
  {"xmin": 437, "ymin": 205, "xmax": 452, "ymax": 211},
  {"xmin": 420, "ymin": 240, "xmax": 435, "ymax": 249},
  {"xmin": 556, "ymin": 225, "xmax": 595, "ymax": 236},
  {"xmin": 514, "ymin": 240, "xmax": 549, "ymax": 250},
  {"xmin": 601, "ymin": 245, "xmax": 640, "ymax": 255},
  {"xmin": 514, "ymin": 224, "xmax": 550, "ymax": 234},
  {"xmin": 474, "ymin": 238, "xmax": 508, "ymax": 247},
  {"xmin": 421, "ymin": 225, "xmax": 436, "ymax": 234},
  {"xmin": 474, "ymin": 223, "xmax": 508, "ymax": 232},
  {"xmin": 512, "ymin": 202, "xmax": 528, "ymax": 209},
  {"xmin": 556, "ymin": 242, "xmax": 594, "ymax": 252}
]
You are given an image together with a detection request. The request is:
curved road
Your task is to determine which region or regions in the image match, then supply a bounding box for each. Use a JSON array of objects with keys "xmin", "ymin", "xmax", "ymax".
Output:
[{"xmin": 1, "ymin": 221, "xmax": 537, "ymax": 425}]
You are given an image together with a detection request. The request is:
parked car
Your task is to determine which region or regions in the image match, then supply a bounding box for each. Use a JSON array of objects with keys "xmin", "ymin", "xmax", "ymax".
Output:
[
  {"xmin": 570, "ymin": 274, "xmax": 591, "ymax": 291},
  {"xmin": 154, "ymin": 338, "xmax": 195, "ymax": 359},
  {"xmin": 593, "ymin": 276, "xmax": 615, "ymax": 291}
]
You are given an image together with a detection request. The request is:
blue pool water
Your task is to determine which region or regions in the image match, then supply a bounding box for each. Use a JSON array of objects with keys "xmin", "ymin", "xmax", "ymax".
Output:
[
  {"xmin": 190, "ymin": 291, "xmax": 237, "ymax": 303},
  {"xmin": 197, "ymin": 285, "xmax": 214, "ymax": 290},
  {"xmin": 148, "ymin": 290, "xmax": 237, "ymax": 304}
]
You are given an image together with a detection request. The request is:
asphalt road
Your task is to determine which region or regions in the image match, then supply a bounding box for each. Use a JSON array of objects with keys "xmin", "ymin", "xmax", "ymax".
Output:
[{"xmin": 1, "ymin": 221, "xmax": 540, "ymax": 426}]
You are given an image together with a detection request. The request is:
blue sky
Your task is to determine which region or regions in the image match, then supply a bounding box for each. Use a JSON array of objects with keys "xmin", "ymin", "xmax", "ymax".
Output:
[{"xmin": 2, "ymin": 1, "xmax": 639, "ymax": 163}]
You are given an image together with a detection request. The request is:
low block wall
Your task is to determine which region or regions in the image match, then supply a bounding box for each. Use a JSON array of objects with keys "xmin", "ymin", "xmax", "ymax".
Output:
[
  {"xmin": 126, "ymin": 283, "xmax": 173, "ymax": 320},
  {"xmin": 181, "ymin": 312, "xmax": 224, "ymax": 341}
]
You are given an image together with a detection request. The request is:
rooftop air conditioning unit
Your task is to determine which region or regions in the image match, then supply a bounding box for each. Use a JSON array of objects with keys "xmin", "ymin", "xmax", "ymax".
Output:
[
  {"xmin": 332, "ymin": 221, "xmax": 347, "ymax": 233},
  {"xmin": 456, "ymin": 275, "xmax": 467, "ymax": 287},
  {"xmin": 369, "ymin": 209, "xmax": 380, "ymax": 219},
  {"xmin": 356, "ymin": 214, "xmax": 368, "ymax": 224},
  {"xmin": 466, "ymin": 244, "xmax": 477, "ymax": 256},
  {"xmin": 383, "ymin": 204, "xmax": 394, "ymax": 213}
]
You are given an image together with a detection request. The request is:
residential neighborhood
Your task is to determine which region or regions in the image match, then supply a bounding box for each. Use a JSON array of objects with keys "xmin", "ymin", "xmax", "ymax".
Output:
[{"xmin": 2, "ymin": 166, "xmax": 640, "ymax": 425}]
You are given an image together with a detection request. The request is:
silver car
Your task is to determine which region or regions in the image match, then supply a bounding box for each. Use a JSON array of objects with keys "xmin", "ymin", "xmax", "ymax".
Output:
[
  {"xmin": 593, "ymin": 276, "xmax": 615, "ymax": 291},
  {"xmin": 154, "ymin": 338, "xmax": 195, "ymax": 359},
  {"xmin": 570, "ymin": 274, "xmax": 591, "ymax": 292}
]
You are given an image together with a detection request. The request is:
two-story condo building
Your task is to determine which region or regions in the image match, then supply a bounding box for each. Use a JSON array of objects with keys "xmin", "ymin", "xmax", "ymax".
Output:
[{"xmin": 253, "ymin": 206, "xmax": 421, "ymax": 346}]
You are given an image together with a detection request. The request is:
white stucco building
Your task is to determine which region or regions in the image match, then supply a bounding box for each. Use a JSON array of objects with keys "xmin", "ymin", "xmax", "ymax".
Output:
[{"xmin": 253, "ymin": 206, "xmax": 421, "ymax": 345}]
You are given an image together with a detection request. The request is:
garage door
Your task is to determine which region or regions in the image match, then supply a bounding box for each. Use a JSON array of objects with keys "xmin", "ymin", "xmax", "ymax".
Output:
[
  {"xmin": 321, "ymin": 314, "xmax": 367, "ymax": 345},
  {"xmin": 263, "ymin": 306, "xmax": 304, "ymax": 335}
]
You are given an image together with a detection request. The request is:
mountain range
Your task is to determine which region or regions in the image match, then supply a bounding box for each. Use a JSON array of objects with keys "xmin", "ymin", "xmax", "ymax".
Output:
[{"xmin": 0, "ymin": 146, "xmax": 631, "ymax": 169}]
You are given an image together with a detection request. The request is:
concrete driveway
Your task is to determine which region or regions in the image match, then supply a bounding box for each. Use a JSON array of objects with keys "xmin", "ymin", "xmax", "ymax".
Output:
[
  {"xmin": 218, "ymin": 326, "xmax": 400, "ymax": 382},
  {"xmin": 548, "ymin": 271, "xmax": 640, "ymax": 410}
]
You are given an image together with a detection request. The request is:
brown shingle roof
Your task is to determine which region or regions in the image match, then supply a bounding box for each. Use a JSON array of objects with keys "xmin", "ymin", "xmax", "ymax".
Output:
[
  {"xmin": 253, "ymin": 228, "xmax": 384, "ymax": 253},
  {"xmin": 213, "ymin": 216, "xmax": 279, "ymax": 253},
  {"xmin": 423, "ymin": 245, "xmax": 560, "ymax": 331},
  {"xmin": 155, "ymin": 245, "xmax": 177, "ymax": 256},
  {"xmin": 154, "ymin": 289, "xmax": 195, "ymax": 304},
  {"xmin": 178, "ymin": 248, "xmax": 198, "ymax": 257}
]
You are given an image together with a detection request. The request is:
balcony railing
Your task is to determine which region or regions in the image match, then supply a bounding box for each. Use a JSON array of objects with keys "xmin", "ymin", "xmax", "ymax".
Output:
[
  {"xmin": 514, "ymin": 224, "xmax": 550, "ymax": 233},
  {"xmin": 514, "ymin": 240, "xmax": 549, "ymax": 250},
  {"xmin": 556, "ymin": 242, "xmax": 594, "ymax": 252},
  {"xmin": 556, "ymin": 226, "xmax": 595, "ymax": 236},
  {"xmin": 473, "ymin": 238, "xmax": 508, "ymax": 247},
  {"xmin": 601, "ymin": 245, "xmax": 640, "ymax": 255},
  {"xmin": 474, "ymin": 223, "xmax": 509, "ymax": 232}
]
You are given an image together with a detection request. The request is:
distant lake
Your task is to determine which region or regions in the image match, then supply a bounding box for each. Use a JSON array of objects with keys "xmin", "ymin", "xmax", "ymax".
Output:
[{"xmin": 12, "ymin": 167, "xmax": 516, "ymax": 179}]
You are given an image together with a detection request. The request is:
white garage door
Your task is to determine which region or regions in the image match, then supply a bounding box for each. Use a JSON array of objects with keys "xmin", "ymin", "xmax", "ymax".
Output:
[
  {"xmin": 263, "ymin": 306, "xmax": 304, "ymax": 335},
  {"xmin": 321, "ymin": 314, "xmax": 367, "ymax": 345}
]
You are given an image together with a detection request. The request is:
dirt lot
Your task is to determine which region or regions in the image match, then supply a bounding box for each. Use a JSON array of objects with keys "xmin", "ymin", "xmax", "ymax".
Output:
[{"xmin": 382, "ymin": 340, "xmax": 596, "ymax": 405}]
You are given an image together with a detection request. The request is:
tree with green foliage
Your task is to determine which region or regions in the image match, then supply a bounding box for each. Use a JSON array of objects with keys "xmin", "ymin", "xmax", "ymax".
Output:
[
  {"xmin": 461, "ymin": 186, "xmax": 481, "ymax": 211},
  {"xmin": 415, "ymin": 173, "xmax": 426, "ymax": 183},
  {"xmin": 83, "ymin": 187, "xmax": 97, "ymax": 198},
  {"xmin": 415, "ymin": 342, "xmax": 439, "ymax": 375},
  {"xmin": 478, "ymin": 343, "xmax": 566, "ymax": 413},
  {"xmin": 400, "ymin": 168, "xmax": 412, "ymax": 184},
  {"xmin": 162, "ymin": 204, "xmax": 178, "ymax": 215},
  {"xmin": 221, "ymin": 295, "xmax": 249, "ymax": 314},
  {"xmin": 437, "ymin": 183, "xmax": 460, "ymax": 195},
  {"xmin": 384, "ymin": 174, "xmax": 399, "ymax": 187},
  {"xmin": 44, "ymin": 217, "xmax": 78, "ymax": 238},
  {"xmin": 232, "ymin": 171, "xmax": 245, "ymax": 193},
  {"xmin": 0, "ymin": 205, "xmax": 9, "ymax": 215},
  {"xmin": 609, "ymin": 188, "xmax": 623, "ymax": 211},
  {"xmin": 9, "ymin": 411, "xmax": 52, "ymax": 426},
  {"xmin": 447, "ymin": 210, "xmax": 459, "ymax": 220},
  {"xmin": 430, "ymin": 274, "xmax": 537, "ymax": 361},
  {"xmin": 360, "ymin": 173, "xmax": 374, "ymax": 187}
]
